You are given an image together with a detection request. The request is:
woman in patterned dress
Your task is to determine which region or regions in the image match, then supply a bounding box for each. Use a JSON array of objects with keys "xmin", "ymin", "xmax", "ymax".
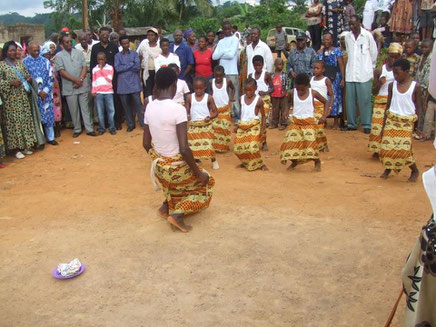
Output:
[
  {"xmin": 323, "ymin": 0, "xmax": 345, "ymax": 47},
  {"xmin": 317, "ymin": 33, "xmax": 345, "ymax": 129},
  {"xmin": 0, "ymin": 41, "xmax": 37, "ymax": 159},
  {"xmin": 0, "ymin": 97, "xmax": 5, "ymax": 168},
  {"xmin": 390, "ymin": 0, "xmax": 414, "ymax": 35}
]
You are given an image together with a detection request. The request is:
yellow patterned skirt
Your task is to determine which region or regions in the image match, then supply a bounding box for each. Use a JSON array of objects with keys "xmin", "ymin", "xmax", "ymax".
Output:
[
  {"xmin": 149, "ymin": 148, "xmax": 215, "ymax": 216},
  {"xmin": 188, "ymin": 120, "xmax": 216, "ymax": 160},
  {"xmin": 314, "ymin": 100, "xmax": 328, "ymax": 151},
  {"xmin": 234, "ymin": 119, "xmax": 264, "ymax": 171},
  {"xmin": 280, "ymin": 116, "xmax": 319, "ymax": 164},
  {"xmin": 260, "ymin": 95, "xmax": 271, "ymax": 145},
  {"xmin": 379, "ymin": 111, "xmax": 417, "ymax": 172},
  {"xmin": 368, "ymin": 95, "xmax": 388, "ymax": 154},
  {"xmin": 212, "ymin": 104, "xmax": 232, "ymax": 153}
]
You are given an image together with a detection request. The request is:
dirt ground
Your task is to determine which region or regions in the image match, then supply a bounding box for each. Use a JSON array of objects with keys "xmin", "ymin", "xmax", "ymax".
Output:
[{"xmin": 0, "ymin": 123, "xmax": 435, "ymax": 327}]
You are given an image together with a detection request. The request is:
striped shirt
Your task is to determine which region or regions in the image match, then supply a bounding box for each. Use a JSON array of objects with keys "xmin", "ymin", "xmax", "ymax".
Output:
[{"xmin": 91, "ymin": 64, "xmax": 114, "ymax": 94}]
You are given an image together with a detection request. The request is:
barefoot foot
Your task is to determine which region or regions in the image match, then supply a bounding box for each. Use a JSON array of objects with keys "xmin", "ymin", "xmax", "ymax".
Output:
[
  {"xmin": 314, "ymin": 160, "xmax": 321, "ymax": 172},
  {"xmin": 157, "ymin": 202, "xmax": 169, "ymax": 219},
  {"xmin": 408, "ymin": 169, "xmax": 419, "ymax": 183},
  {"xmin": 168, "ymin": 215, "xmax": 192, "ymax": 233},
  {"xmin": 287, "ymin": 161, "xmax": 298, "ymax": 171},
  {"xmin": 261, "ymin": 165, "xmax": 269, "ymax": 171},
  {"xmin": 380, "ymin": 169, "xmax": 391, "ymax": 179},
  {"xmin": 372, "ymin": 152, "xmax": 379, "ymax": 159}
]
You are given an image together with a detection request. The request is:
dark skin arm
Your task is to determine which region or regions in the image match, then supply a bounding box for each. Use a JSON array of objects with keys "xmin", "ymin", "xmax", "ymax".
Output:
[
  {"xmin": 413, "ymin": 84, "xmax": 422, "ymax": 135},
  {"xmin": 312, "ymin": 89, "xmax": 328, "ymax": 124},
  {"xmin": 325, "ymin": 78, "xmax": 334, "ymax": 114},
  {"xmin": 283, "ymin": 89, "xmax": 293, "ymax": 122},
  {"xmin": 227, "ymin": 78, "xmax": 236, "ymax": 102},
  {"xmin": 142, "ymin": 123, "xmax": 209, "ymax": 185},
  {"xmin": 259, "ymin": 72, "xmax": 274, "ymax": 96},
  {"xmin": 209, "ymin": 80, "xmax": 214, "ymax": 96},
  {"xmin": 206, "ymin": 95, "xmax": 218, "ymax": 122},
  {"xmin": 183, "ymin": 64, "xmax": 193, "ymax": 79},
  {"xmin": 338, "ymin": 56, "xmax": 345, "ymax": 88},
  {"xmin": 255, "ymin": 97, "xmax": 266, "ymax": 135},
  {"xmin": 185, "ymin": 93, "xmax": 192, "ymax": 120},
  {"xmin": 59, "ymin": 65, "xmax": 87, "ymax": 88},
  {"xmin": 381, "ymin": 83, "xmax": 393, "ymax": 138},
  {"xmin": 372, "ymin": 67, "xmax": 383, "ymax": 95}
]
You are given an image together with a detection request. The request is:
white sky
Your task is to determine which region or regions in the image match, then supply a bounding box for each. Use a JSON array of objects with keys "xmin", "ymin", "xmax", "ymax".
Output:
[{"xmin": 0, "ymin": 0, "xmax": 51, "ymax": 17}]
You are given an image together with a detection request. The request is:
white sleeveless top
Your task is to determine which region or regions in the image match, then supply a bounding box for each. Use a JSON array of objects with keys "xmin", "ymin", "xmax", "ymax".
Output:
[
  {"xmin": 240, "ymin": 95, "xmax": 260, "ymax": 122},
  {"xmin": 254, "ymin": 71, "xmax": 269, "ymax": 95},
  {"xmin": 212, "ymin": 78, "xmax": 229, "ymax": 107},
  {"xmin": 293, "ymin": 89, "xmax": 314, "ymax": 118},
  {"xmin": 389, "ymin": 81, "xmax": 416, "ymax": 116},
  {"xmin": 310, "ymin": 76, "xmax": 328, "ymax": 100},
  {"xmin": 190, "ymin": 94, "xmax": 210, "ymax": 121},
  {"xmin": 379, "ymin": 64, "xmax": 394, "ymax": 96}
]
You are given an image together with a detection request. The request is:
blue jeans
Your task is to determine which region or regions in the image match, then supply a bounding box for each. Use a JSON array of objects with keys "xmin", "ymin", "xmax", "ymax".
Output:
[
  {"xmin": 95, "ymin": 93, "xmax": 115, "ymax": 132},
  {"xmin": 119, "ymin": 92, "xmax": 144, "ymax": 129}
]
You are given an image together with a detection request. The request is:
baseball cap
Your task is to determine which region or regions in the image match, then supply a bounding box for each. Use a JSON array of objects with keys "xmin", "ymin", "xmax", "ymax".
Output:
[
  {"xmin": 296, "ymin": 32, "xmax": 306, "ymax": 40},
  {"xmin": 147, "ymin": 27, "xmax": 159, "ymax": 35},
  {"xmin": 61, "ymin": 27, "xmax": 70, "ymax": 33}
]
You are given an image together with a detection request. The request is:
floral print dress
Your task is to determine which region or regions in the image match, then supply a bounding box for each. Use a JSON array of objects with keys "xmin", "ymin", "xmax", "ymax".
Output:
[
  {"xmin": 324, "ymin": 0, "xmax": 345, "ymax": 46},
  {"xmin": 0, "ymin": 61, "xmax": 36, "ymax": 151}
]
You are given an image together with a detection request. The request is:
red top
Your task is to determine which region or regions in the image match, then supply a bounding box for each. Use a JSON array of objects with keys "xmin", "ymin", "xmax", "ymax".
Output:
[
  {"xmin": 271, "ymin": 73, "xmax": 282, "ymax": 97},
  {"xmin": 193, "ymin": 48, "xmax": 213, "ymax": 77}
]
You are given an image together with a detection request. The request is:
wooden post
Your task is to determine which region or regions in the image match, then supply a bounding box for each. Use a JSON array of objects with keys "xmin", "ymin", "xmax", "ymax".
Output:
[{"xmin": 82, "ymin": 0, "xmax": 89, "ymax": 30}]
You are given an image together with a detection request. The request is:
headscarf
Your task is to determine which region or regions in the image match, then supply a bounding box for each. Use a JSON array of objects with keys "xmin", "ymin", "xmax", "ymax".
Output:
[
  {"xmin": 183, "ymin": 28, "xmax": 195, "ymax": 40},
  {"xmin": 387, "ymin": 42, "xmax": 403, "ymax": 55}
]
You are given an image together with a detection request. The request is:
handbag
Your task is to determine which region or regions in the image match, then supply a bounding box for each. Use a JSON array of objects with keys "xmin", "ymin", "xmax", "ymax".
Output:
[
  {"xmin": 5, "ymin": 58, "xmax": 31, "ymax": 93},
  {"xmin": 322, "ymin": 50, "xmax": 338, "ymax": 81}
]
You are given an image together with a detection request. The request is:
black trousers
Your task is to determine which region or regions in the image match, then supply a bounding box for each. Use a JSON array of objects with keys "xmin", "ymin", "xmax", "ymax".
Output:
[
  {"xmin": 308, "ymin": 24, "xmax": 322, "ymax": 52},
  {"xmin": 144, "ymin": 70, "xmax": 156, "ymax": 97}
]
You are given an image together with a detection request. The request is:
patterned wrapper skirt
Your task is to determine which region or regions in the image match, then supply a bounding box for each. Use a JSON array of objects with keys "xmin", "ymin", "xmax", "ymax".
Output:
[
  {"xmin": 379, "ymin": 111, "xmax": 417, "ymax": 173},
  {"xmin": 314, "ymin": 100, "xmax": 328, "ymax": 151},
  {"xmin": 234, "ymin": 118, "xmax": 264, "ymax": 171},
  {"xmin": 260, "ymin": 95, "xmax": 271, "ymax": 145},
  {"xmin": 212, "ymin": 104, "xmax": 232, "ymax": 153},
  {"xmin": 188, "ymin": 120, "xmax": 216, "ymax": 160},
  {"xmin": 149, "ymin": 148, "xmax": 215, "ymax": 216},
  {"xmin": 401, "ymin": 216, "xmax": 436, "ymax": 327},
  {"xmin": 368, "ymin": 95, "xmax": 388, "ymax": 154},
  {"xmin": 280, "ymin": 116, "xmax": 319, "ymax": 164},
  {"xmin": 0, "ymin": 124, "xmax": 5, "ymax": 158}
]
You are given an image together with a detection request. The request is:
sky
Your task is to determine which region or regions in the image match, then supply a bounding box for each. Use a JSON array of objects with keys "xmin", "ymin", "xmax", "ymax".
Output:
[{"xmin": 0, "ymin": 0, "xmax": 51, "ymax": 17}]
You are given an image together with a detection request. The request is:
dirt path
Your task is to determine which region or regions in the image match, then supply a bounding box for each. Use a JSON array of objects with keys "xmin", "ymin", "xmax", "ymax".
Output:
[{"xmin": 0, "ymin": 126, "xmax": 434, "ymax": 326}]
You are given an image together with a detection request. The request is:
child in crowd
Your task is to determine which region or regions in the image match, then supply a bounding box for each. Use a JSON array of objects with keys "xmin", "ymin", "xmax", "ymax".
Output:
[
  {"xmin": 248, "ymin": 55, "xmax": 273, "ymax": 150},
  {"xmin": 368, "ymin": 42, "xmax": 402, "ymax": 157},
  {"xmin": 280, "ymin": 73, "xmax": 328, "ymax": 172},
  {"xmin": 270, "ymin": 58, "xmax": 289, "ymax": 131},
  {"xmin": 169, "ymin": 63, "xmax": 190, "ymax": 105},
  {"xmin": 344, "ymin": 0, "xmax": 356, "ymax": 31},
  {"xmin": 91, "ymin": 52, "xmax": 116, "ymax": 135},
  {"xmin": 409, "ymin": 32, "xmax": 422, "ymax": 55},
  {"xmin": 379, "ymin": 59, "xmax": 421, "ymax": 182},
  {"xmin": 209, "ymin": 65, "xmax": 235, "ymax": 153},
  {"xmin": 402, "ymin": 39, "xmax": 420, "ymax": 78},
  {"xmin": 310, "ymin": 60, "xmax": 333, "ymax": 152},
  {"xmin": 416, "ymin": 39, "xmax": 434, "ymax": 138},
  {"xmin": 185, "ymin": 76, "xmax": 219, "ymax": 169},
  {"xmin": 154, "ymin": 38, "xmax": 181, "ymax": 72},
  {"xmin": 234, "ymin": 78, "xmax": 268, "ymax": 171}
]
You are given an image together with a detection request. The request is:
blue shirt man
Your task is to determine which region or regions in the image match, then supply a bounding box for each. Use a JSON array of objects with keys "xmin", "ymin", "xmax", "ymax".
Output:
[{"xmin": 169, "ymin": 29, "xmax": 194, "ymax": 82}]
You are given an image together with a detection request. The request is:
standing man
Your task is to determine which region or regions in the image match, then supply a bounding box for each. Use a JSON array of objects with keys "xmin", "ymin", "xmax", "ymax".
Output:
[
  {"xmin": 23, "ymin": 41, "xmax": 58, "ymax": 145},
  {"xmin": 55, "ymin": 34, "xmax": 96, "ymax": 137},
  {"xmin": 170, "ymin": 29, "xmax": 195, "ymax": 86},
  {"xmin": 275, "ymin": 24, "xmax": 288, "ymax": 59},
  {"xmin": 343, "ymin": 15, "xmax": 378, "ymax": 133},
  {"xmin": 246, "ymin": 27, "xmax": 274, "ymax": 77},
  {"xmin": 115, "ymin": 35, "xmax": 143, "ymax": 132},
  {"xmin": 287, "ymin": 32, "xmax": 317, "ymax": 83},
  {"xmin": 212, "ymin": 21, "xmax": 241, "ymax": 123}
]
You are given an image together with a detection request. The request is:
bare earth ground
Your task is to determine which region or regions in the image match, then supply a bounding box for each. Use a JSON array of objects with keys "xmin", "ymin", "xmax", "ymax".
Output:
[{"xmin": 0, "ymin": 124, "xmax": 435, "ymax": 327}]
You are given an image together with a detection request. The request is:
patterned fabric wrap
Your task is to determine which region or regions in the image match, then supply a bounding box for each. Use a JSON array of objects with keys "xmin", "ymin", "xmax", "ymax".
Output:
[
  {"xmin": 234, "ymin": 119, "xmax": 264, "ymax": 171},
  {"xmin": 314, "ymin": 100, "xmax": 328, "ymax": 151},
  {"xmin": 401, "ymin": 216, "xmax": 436, "ymax": 327},
  {"xmin": 368, "ymin": 95, "xmax": 388, "ymax": 154},
  {"xmin": 212, "ymin": 104, "xmax": 232, "ymax": 153},
  {"xmin": 0, "ymin": 125, "xmax": 5, "ymax": 158},
  {"xmin": 149, "ymin": 148, "xmax": 215, "ymax": 216},
  {"xmin": 260, "ymin": 95, "xmax": 271, "ymax": 145},
  {"xmin": 379, "ymin": 111, "xmax": 417, "ymax": 173},
  {"xmin": 188, "ymin": 120, "xmax": 216, "ymax": 160},
  {"xmin": 280, "ymin": 116, "xmax": 319, "ymax": 164}
]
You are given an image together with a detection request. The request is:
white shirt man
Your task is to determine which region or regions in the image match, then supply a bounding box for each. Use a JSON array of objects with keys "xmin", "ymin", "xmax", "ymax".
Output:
[
  {"xmin": 154, "ymin": 53, "xmax": 181, "ymax": 71},
  {"xmin": 246, "ymin": 32, "xmax": 274, "ymax": 76}
]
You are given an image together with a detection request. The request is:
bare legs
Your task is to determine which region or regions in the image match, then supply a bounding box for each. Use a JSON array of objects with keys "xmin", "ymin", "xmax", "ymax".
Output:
[{"xmin": 380, "ymin": 163, "xmax": 419, "ymax": 182}]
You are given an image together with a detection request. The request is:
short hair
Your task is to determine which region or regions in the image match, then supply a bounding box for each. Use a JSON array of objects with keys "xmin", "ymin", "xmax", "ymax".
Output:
[
  {"xmin": 245, "ymin": 77, "xmax": 257, "ymax": 87},
  {"xmin": 119, "ymin": 35, "xmax": 129, "ymax": 43},
  {"xmin": 222, "ymin": 21, "xmax": 231, "ymax": 28},
  {"xmin": 168, "ymin": 63, "xmax": 179, "ymax": 70},
  {"xmin": 155, "ymin": 67, "xmax": 177, "ymax": 90},
  {"xmin": 59, "ymin": 32, "xmax": 71, "ymax": 44},
  {"xmin": 99, "ymin": 26, "xmax": 111, "ymax": 34},
  {"xmin": 2, "ymin": 40, "xmax": 17, "ymax": 59},
  {"xmin": 97, "ymin": 52, "xmax": 106, "ymax": 58},
  {"xmin": 193, "ymin": 76, "xmax": 207, "ymax": 86},
  {"xmin": 405, "ymin": 39, "xmax": 416, "ymax": 47},
  {"xmin": 314, "ymin": 60, "xmax": 325, "ymax": 67},
  {"xmin": 77, "ymin": 32, "xmax": 86, "ymax": 40},
  {"xmin": 251, "ymin": 27, "xmax": 261, "ymax": 34},
  {"xmin": 198, "ymin": 36, "xmax": 207, "ymax": 42},
  {"xmin": 207, "ymin": 30, "xmax": 215, "ymax": 35},
  {"xmin": 422, "ymin": 38, "xmax": 434, "ymax": 47},
  {"xmin": 274, "ymin": 57, "xmax": 284, "ymax": 65},
  {"xmin": 294, "ymin": 73, "xmax": 310, "ymax": 86},
  {"xmin": 214, "ymin": 65, "xmax": 225, "ymax": 74},
  {"xmin": 232, "ymin": 25, "xmax": 238, "ymax": 30},
  {"xmin": 27, "ymin": 40, "xmax": 39, "ymax": 48},
  {"xmin": 252, "ymin": 55, "xmax": 264, "ymax": 65},
  {"xmin": 409, "ymin": 31, "xmax": 419, "ymax": 38},
  {"xmin": 350, "ymin": 15, "xmax": 361, "ymax": 22},
  {"xmin": 159, "ymin": 38, "xmax": 170, "ymax": 46},
  {"xmin": 393, "ymin": 58, "xmax": 410, "ymax": 71}
]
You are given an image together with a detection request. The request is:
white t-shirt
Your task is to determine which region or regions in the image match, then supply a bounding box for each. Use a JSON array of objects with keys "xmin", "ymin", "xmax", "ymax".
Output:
[
  {"xmin": 173, "ymin": 79, "xmax": 190, "ymax": 104},
  {"xmin": 144, "ymin": 99, "xmax": 188, "ymax": 157},
  {"xmin": 154, "ymin": 53, "xmax": 181, "ymax": 71}
]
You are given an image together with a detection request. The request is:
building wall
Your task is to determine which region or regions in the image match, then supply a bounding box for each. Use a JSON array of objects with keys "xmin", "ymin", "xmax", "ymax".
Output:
[{"xmin": 0, "ymin": 23, "xmax": 45, "ymax": 45}]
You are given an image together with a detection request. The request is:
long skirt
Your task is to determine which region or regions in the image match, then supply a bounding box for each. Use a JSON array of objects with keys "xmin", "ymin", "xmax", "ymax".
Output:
[
  {"xmin": 280, "ymin": 116, "xmax": 319, "ymax": 164},
  {"xmin": 314, "ymin": 100, "xmax": 328, "ymax": 151},
  {"xmin": 212, "ymin": 104, "xmax": 232, "ymax": 153},
  {"xmin": 368, "ymin": 95, "xmax": 388, "ymax": 154},
  {"xmin": 0, "ymin": 124, "xmax": 5, "ymax": 158},
  {"xmin": 149, "ymin": 148, "xmax": 215, "ymax": 216},
  {"xmin": 188, "ymin": 120, "xmax": 215, "ymax": 160},
  {"xmin": 379, "ymin": 111, "xmax": 417, "ymax": 173},
  {"xmin": 234, "ymin": 119, "xmax": 264, "ymax": 171},
  {"xmin": 401, "ymin": 216, "xmax": 436, "ymax": 327},
  {"xmin": 260, "ymin": 95, "xmax": 271, "ymax": 145}
]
